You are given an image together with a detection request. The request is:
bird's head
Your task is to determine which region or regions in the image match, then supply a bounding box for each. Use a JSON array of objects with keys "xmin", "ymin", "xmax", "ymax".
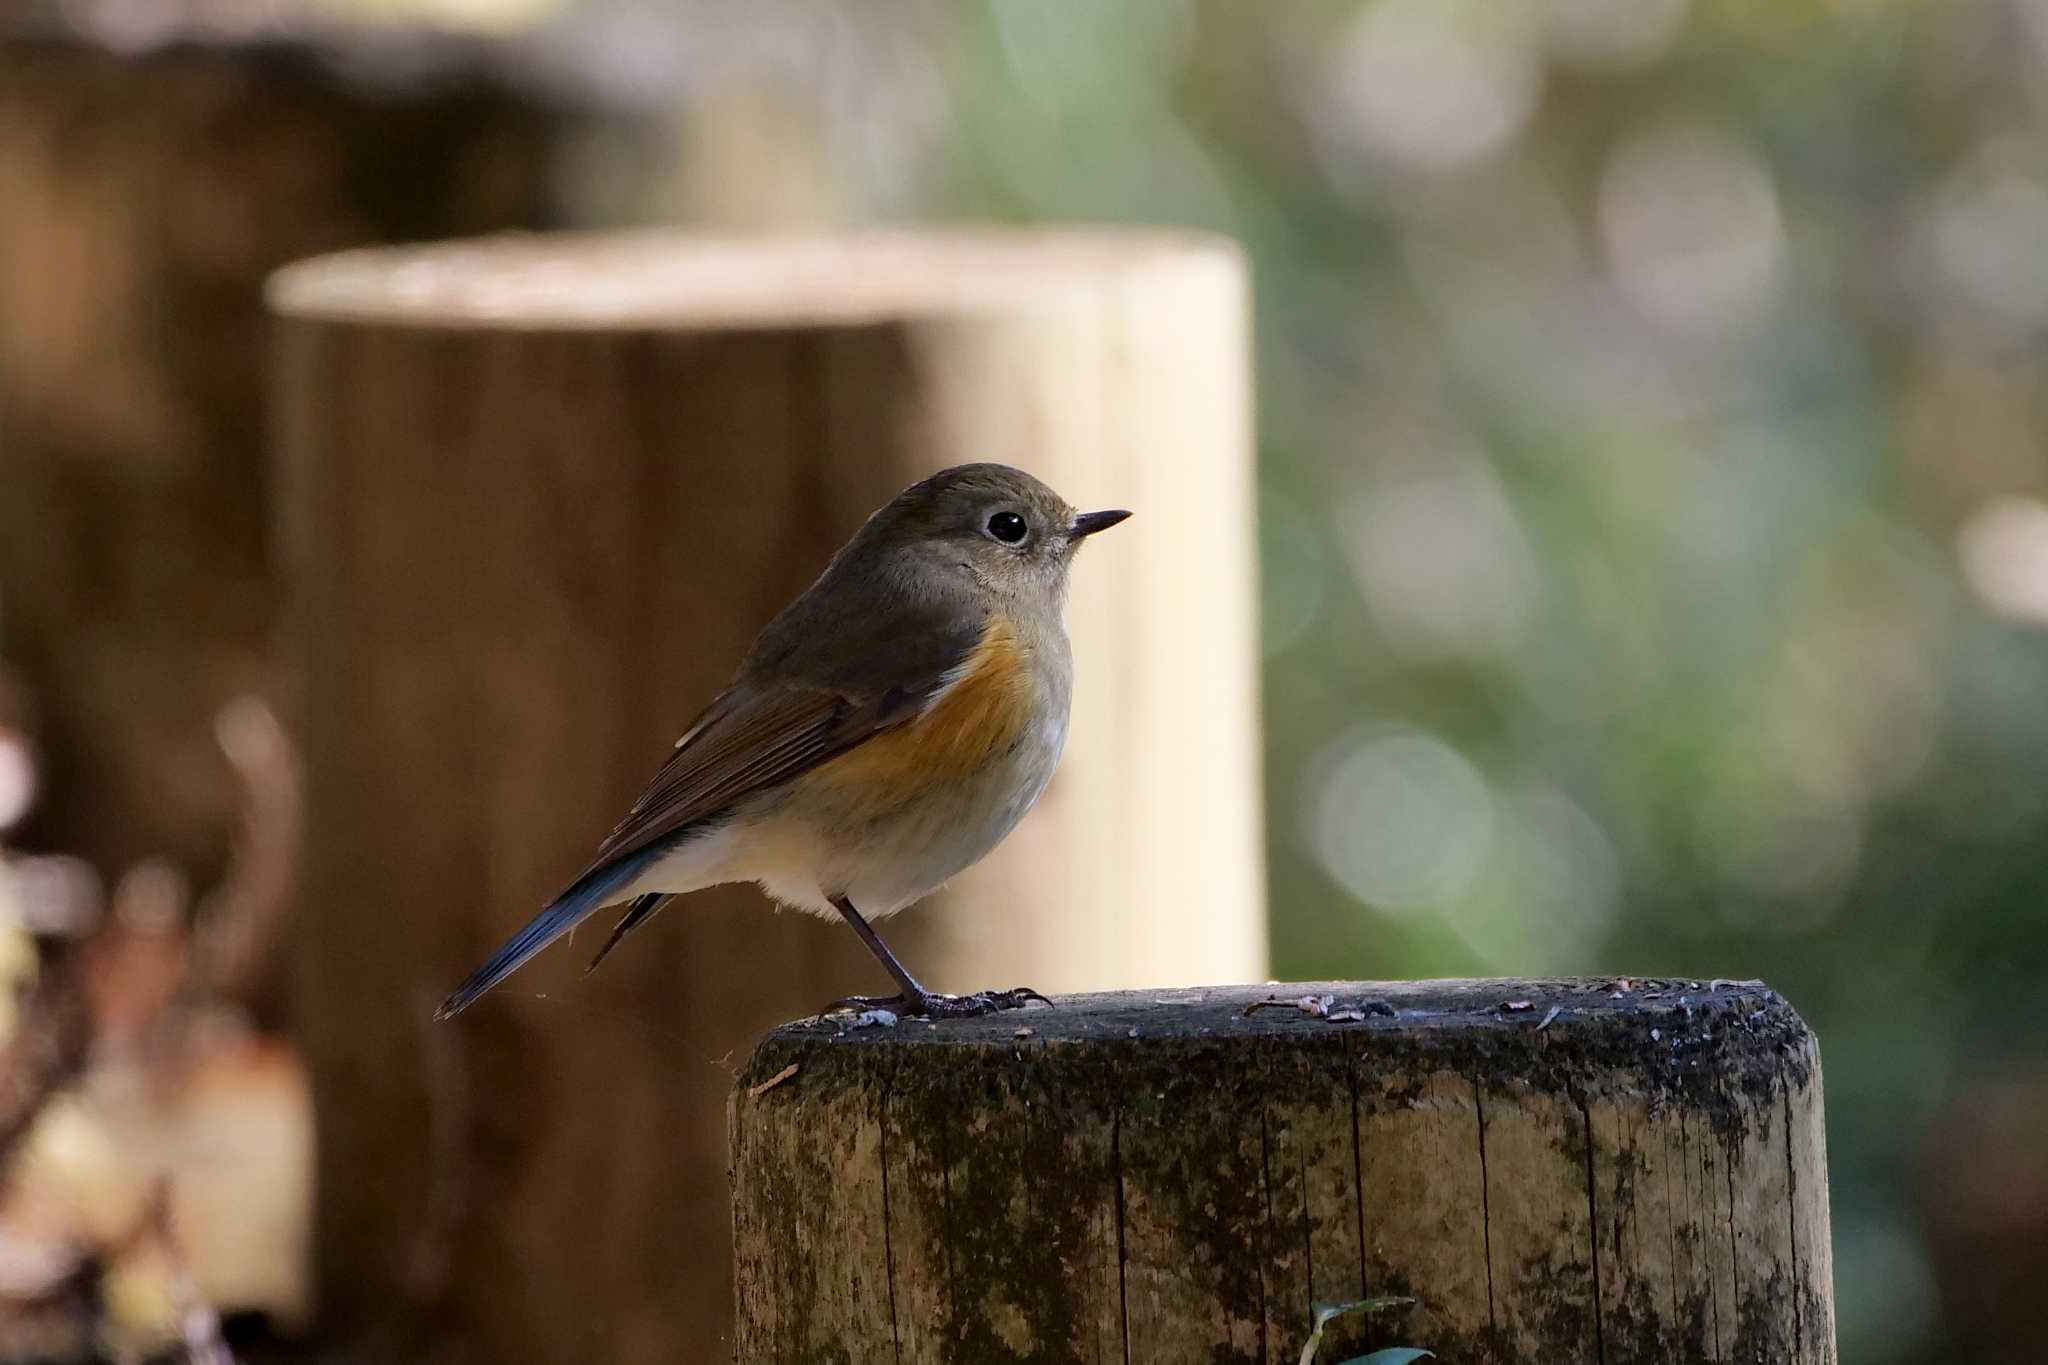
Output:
[{"xmin": 858, "ymin": 463, "xmax": 1130, "ymax": 607}]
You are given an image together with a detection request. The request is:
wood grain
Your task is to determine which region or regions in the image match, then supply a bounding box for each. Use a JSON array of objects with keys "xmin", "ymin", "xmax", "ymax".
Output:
[{"xmin": 732, "ymin": 979, "xmax": 1837, "ymax": 1365}]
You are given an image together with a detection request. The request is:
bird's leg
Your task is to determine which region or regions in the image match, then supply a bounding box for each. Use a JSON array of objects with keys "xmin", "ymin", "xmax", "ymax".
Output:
[
  {"xmin": 830, "ymin": 895, "xmax": 930, "ymax": 1001},
  {"xmin": 827, "ymin": 896, "xmax": 1049, "ymax": 1019},
  {"xmin": 585, "ymin": 893, "xmax": 670, "ymax": 975}
]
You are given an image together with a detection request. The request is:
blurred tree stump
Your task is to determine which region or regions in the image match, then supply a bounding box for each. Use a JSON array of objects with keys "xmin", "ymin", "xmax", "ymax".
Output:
[
  {"xmin": 0, "ymin": 14, "xmax": 562, "ymax": 887},
  {"xmin": 732, "ymin": 979, "xmax": 1837, "ymax": 1365},
  {"xmin": 268, "ymin": 230, "xmax": 1264, "ymax": 1362}
]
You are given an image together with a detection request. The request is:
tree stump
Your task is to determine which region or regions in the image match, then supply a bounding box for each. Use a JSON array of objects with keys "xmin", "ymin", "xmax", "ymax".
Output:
[
  {"xmin": 268, "ymin": 230, "xmax": 1264, "ymax": 1362},
  {"xmin": 0, "ymin": 21, "xmax": 562, "ymax": 886},
  {"xmin": 732, "ymin": 979, "xmax": 1836, "ymax": 1365}
]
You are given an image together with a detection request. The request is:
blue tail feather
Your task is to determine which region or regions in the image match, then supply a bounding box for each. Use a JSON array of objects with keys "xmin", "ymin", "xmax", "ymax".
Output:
[{"xmin": 434, "ymin": 849, "xmax": 658, "ymax": 1020}]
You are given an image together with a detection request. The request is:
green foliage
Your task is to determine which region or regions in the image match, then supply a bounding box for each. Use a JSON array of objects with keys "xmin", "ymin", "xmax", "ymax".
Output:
[{"xmin": 925, "ymin": 4, "xmax": 2046, "ymax": 1361}]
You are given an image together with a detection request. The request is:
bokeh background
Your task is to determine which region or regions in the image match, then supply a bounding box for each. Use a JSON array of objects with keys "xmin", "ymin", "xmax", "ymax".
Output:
[{"xmin": 2, "ymin": 0, "xmax": 2045, "ymax": 1362}]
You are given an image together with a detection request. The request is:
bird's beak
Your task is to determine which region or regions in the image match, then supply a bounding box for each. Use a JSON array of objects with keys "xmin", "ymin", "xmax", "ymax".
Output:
[{"xmin": 1069, "ymin": 509, "xmax": 1132, "ymax": 540}]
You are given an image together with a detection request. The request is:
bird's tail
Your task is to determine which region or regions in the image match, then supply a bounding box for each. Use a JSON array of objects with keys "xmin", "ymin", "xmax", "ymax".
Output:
[{"xmin": 434, "ymin": 849, "xmax": 656, "ymax": 1020}]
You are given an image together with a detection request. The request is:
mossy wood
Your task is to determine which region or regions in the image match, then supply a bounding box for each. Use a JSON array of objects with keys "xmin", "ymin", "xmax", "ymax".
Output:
[
  {"xmin": 269, "ymin": 231, "xmax": 1263, "ymax": 1361},
  {"xmin": 731, "ymin": 979, "xmax": 1836, "ymax": 1365}
]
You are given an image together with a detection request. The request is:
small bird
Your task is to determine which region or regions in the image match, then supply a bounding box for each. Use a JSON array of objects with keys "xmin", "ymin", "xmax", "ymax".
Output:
[{"xmin": 435, "ymin": 464, "xmax": 1129, "ymax": 1022}]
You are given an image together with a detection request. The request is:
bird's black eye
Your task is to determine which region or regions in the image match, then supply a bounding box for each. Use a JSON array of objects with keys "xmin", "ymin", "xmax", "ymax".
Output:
[{"xmin": 986, "ymin": 511, "xmax": 1028, "ymax": 544}]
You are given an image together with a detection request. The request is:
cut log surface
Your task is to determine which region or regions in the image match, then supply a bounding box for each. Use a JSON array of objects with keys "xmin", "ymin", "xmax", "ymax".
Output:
[{"xmin": 731, "ymin": 978, "xmax": 1836, "ymax": 1365}]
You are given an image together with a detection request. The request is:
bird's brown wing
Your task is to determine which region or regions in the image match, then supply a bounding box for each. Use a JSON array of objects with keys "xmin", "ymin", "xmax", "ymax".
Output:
[
  {"xmin": 582, "ymin": 602, "xmax": 984, "ymax": 875},
  {"xmin": 438, "ymin": 670, "xmax": 966, "ymax": 1021},
  {"xmin": 583, "ymin": 683, "xmax": 908, "ymax": 871}
]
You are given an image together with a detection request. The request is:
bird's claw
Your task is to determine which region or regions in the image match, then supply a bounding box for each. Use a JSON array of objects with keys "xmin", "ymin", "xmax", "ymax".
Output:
[
  {"xmin": 915, "ymin": 988, "xmax": 1049, "ymax": 1019},
  {"xmin": 826, "ymin": 986, "xmax": 1051, "ymax": 1020}
]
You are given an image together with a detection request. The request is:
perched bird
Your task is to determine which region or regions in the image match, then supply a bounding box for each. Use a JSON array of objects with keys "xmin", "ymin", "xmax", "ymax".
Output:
[{"xmin": 435, "ymin": 463, "xmax": 1129, "ymax": 1022}]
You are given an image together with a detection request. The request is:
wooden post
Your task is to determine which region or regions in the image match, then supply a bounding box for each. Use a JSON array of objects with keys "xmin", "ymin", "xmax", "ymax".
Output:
[
  {"xmin": 268, "ymin": 231, "xmax": 1264, "ymax": 1362},
  {"xmin": 732, "ymin": 979, "xmax": 1837, "ymax": 1365},
  {"xmin": 0, "ymin": 25, "xmax": 560, "ymax": 885}
]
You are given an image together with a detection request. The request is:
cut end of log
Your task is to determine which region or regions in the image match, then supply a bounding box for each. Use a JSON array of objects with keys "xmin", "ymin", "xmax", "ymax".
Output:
[
  {"xmin": 750, "ymin": 977, "xmax": 1818, "ymax": 1126},
  {"xmin": 732, "ymin": 978, "xmax": 1835, "ymax": 1365},
  {"xmin": 763, "ymin": 973, "xmax": 1802, "ymax": 1043},
  {"xmin": 264, "ymin": 228, "xmax": 1245, "ymax": 330}
]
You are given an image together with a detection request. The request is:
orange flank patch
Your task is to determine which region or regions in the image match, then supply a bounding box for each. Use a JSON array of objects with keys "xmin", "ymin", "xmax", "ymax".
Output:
[{"xmin": 813, "ymin": 619, "xmax": 1036, "ymax": 789}]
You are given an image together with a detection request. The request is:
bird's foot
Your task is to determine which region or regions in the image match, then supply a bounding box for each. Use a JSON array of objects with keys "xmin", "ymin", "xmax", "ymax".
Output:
[{"xmin": 827, "ymin": 987, "xmax": 1051, "ymax": 1020}]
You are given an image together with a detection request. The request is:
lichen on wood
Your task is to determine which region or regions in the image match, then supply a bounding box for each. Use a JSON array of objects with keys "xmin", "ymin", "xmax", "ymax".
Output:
[{"xmin": 730, "ymin": 978, "xmax": 1835, "ymax": 1365}]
